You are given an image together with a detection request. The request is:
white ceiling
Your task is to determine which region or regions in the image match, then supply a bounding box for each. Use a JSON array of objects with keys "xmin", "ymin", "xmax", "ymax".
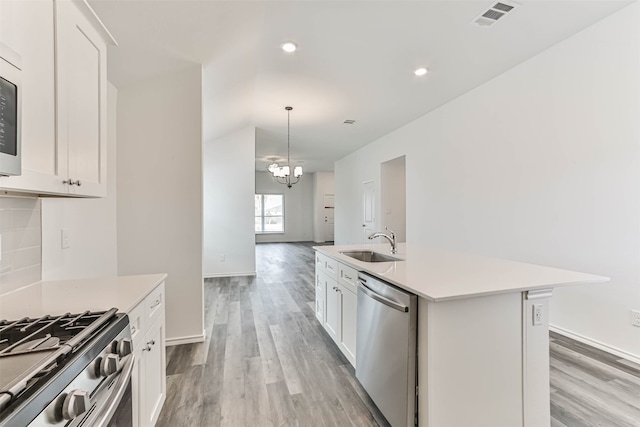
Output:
[{"xmin": 90, "ymin": 0, "xmax": 632, "ymax": 172}]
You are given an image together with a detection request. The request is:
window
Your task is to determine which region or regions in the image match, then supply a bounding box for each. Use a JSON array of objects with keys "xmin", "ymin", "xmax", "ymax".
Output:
[{"xmin": 255, "ymin": 194, "xmax": 284, "ymax": 233}]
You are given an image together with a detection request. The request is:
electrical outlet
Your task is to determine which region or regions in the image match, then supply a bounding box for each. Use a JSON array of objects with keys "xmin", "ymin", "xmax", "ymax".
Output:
[
  {"xmin": 533, "ymin": 304, "xmax": 543, "ymax": 326},
  {"xmin": 61, "ymin": 229, "xmax": 70, "ymax": 249},
  {"xmin": 631, "ymin": 310, "xmax": 640, "ymax": 328}
]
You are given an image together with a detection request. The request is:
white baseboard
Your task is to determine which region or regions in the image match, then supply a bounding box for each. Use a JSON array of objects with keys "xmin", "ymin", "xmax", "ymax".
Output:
[
  {"xmin": 166, "ymin": 329, "xmax": 206, "ymax": 347},
  {"xmin": 204, "ymin": 271, "xmax": 256, "ymax": 278},
  {"xmin": 549, "ymin": 324, "xmax": 640, "ymax": 365}
]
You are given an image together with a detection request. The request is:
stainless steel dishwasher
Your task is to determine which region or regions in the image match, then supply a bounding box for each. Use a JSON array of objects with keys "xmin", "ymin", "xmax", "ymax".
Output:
[{"xmin": 356, "ymin": 272, "xmax": 418, "ymax": 427}]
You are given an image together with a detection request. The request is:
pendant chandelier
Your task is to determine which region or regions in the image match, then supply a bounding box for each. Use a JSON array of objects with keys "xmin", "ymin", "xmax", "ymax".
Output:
[{"xmin": 268, "ymin": 106, "xmax": 302, "ymax": 188}]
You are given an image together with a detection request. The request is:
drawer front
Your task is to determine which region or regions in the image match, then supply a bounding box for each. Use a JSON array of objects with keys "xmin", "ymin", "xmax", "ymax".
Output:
[
  {"xmin": 316, "ymin": 252, "xmax": 338, "ymax": 280},
  {"xmin": 145, "ymin": 282, "xmax": 165, "ymax": 328},
  {"xmin": 128, "ymin": 300, "xmax": 145, "ymax": 350},
  {"xmin": 338, "ymin": 263, "xmax": 358, "ymax": 293}
]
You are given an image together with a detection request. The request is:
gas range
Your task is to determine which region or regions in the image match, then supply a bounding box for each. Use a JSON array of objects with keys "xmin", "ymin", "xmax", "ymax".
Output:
[{"xmin": 0, "ymin": 308, "xmax": 133, "ymax": 426}]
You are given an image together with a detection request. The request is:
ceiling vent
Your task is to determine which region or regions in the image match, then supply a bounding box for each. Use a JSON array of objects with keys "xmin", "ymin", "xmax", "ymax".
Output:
[
  {"xmin": 343, "ymin": 120, "xmax": 356, "ymax": 124},
  {"xmin": 473, "ymin": 2, "xmax": 518, "ymax": 27}
]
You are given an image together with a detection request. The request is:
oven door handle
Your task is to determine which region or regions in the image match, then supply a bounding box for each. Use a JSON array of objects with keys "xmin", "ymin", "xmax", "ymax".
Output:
[{"xmin": 91, "ymin": 353, "xmax": 135, "ymax": 427}]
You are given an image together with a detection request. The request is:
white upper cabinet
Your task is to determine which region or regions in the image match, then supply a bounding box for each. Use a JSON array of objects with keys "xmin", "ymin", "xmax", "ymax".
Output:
[
  {"xmin": 0, "ymin": 0, "xmax": 64, "ymax": 194},
  {"xmin": 56, "ymin": 0, "xmax": 108, "ymax": 196},
  {"xmin": 0, "ymin": 0, "xmax": 114, "ymax": 197}
]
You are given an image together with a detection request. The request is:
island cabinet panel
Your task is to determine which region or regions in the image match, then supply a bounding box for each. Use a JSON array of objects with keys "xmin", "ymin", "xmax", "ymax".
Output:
[
  {"xmin": 315, "ymin": 251, "xmax": 357, "ymax": 366},
  {"xmin": 522, "ymin": 291, "xmax": 552, "ymax": 427},
  {"xmin": 315, "ymin": 272, "xmax": 325, "ymax": 323},
  {"xmin": 419, "ymin": 292, "xmax": 527, "ymax": 427}
]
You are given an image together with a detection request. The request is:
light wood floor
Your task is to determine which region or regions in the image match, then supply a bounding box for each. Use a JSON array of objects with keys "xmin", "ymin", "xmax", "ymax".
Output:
[{"xmin": 157, "ymin": 242, "xmax": 640, "ymax": 427}]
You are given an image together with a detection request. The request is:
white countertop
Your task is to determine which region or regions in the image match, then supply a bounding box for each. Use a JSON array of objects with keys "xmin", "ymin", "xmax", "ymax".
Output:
[
  {"xmin": 315, "ymin": 243, "xmax": 608, "ymax": 301},
  {"xmin": 0, "ymin": 274, "xmax": 167, "ymax": 319}
]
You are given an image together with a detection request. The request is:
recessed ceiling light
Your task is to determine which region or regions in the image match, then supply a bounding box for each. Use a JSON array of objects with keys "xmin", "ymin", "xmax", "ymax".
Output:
[
  {"xmin": 414, "ymin": 67, "xmax": 428, "ymax": 76},
  {"xmin": 281, "ymin": 41, "xmax": 298, "ymax": 53}
]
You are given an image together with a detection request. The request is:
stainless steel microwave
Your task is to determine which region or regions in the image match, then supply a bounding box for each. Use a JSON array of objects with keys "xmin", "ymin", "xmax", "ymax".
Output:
[{"xmin": 0, "ymin": 43, "xmax": 21, "ymax": 177}]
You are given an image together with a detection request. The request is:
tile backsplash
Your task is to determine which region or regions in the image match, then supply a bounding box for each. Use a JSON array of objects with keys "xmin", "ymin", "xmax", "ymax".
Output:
[{"xmin": 0, "ymin": 196, "xmax": 42, "ymax": 295}]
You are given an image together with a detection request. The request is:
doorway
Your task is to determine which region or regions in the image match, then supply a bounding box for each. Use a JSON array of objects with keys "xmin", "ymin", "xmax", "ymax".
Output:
[
  {"xmin": 324, "ymin": 194, "xmax": 335, "ymax": 242},
  {"xmin": 380, "ymin": 156, "xmax": 406, "ymax": 242}
]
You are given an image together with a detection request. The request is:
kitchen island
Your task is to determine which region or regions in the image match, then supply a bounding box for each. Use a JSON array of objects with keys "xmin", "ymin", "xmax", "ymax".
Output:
[{"xmin": 314, "ymin": 243, "xmax": 608, "ymax": 427}]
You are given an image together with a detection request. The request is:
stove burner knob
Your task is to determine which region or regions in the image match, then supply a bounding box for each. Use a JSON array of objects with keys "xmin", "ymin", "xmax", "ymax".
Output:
[
  {"xmin": 62, "ymin": 389, "xmax": 90, "ymax": 420},
  {"xmin": 101, "ymin": 353, "xmax": 120, "ymax": 376},
  {"xmin": 117, "ymin": 338, "xmax": 133, "ymax": 357}
]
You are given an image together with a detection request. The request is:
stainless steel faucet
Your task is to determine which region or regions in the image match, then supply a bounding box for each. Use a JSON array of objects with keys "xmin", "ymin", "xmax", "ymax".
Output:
[{"xmin": 368, "ymin": 226, "xmax": 397, "ymax": 254}]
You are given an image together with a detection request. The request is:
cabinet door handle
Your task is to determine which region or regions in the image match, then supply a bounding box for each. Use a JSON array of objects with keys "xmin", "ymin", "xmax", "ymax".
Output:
[
  {"xmin": 75, "ymin": 180, "xmax": 82, "ymax": 187},
  {"xmin": 130, "ymin": 325, "xmax": 137, "ymax": 334},
  {"xmin": 150, "ymin": 298, "xmax": 161, "ymax": 309}
]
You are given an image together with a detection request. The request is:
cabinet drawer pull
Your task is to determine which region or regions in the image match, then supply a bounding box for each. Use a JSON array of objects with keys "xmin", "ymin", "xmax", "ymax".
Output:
[
  {"xmin": 343, "ymin": 273, "xmax": 352, "ymax": 280},
  {"xmin": 327, "ymin": 264, "xmax": 334, "ymax": 270},
  {"xmin": 130, "ymin": 325, "xmax": 137, "ymax": 334},
  {"xmin": 150, "ymin": 298, "xmax": 161, "ymax": 309}
]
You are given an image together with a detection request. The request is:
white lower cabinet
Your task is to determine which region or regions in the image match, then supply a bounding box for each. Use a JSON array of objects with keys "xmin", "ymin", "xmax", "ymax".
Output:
[
  {"xmin": 141, "ymin": 317, "xmax": 166, "ymax": 426},
  {"xmin": 129, "ymin": 282, "xmax": 166, "ymax": 427},
  {"xmin": 338, "ymin": 283, "xmax": 357, "ymax": 363},
  {"xmin": 324, "ymin": 274, "xmax": 341, "ymax": 343},
  {"xmin": 315, "ymin": 252, "xmax": 358, "ymax": 366}
]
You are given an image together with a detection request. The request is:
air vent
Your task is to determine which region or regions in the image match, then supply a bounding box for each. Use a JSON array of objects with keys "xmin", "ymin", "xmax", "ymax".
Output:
[
  {"xmin": 473, "ymin": 1, "xmax": 518, "ymax": 27},
  {"xmin": 343, "ymin": 120, "xmax": 356, "ymax": 124}
]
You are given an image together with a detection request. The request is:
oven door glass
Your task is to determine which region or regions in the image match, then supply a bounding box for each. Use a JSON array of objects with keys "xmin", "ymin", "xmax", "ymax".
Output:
[{"xmin": 107, "ymin": 376, "xmax": 132, "ymax": 427}]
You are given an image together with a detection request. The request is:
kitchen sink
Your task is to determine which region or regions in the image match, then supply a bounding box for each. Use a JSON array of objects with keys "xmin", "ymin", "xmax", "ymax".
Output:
[{"xmin": 340, "ymin": 251, "xmax": 402, "ymax": 263}]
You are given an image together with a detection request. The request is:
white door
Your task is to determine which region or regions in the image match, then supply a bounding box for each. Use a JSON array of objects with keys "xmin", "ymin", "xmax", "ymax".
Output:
[
  {"xmin": 324, "ymin": 194, "xmax": 335, "ymax": 242},
  {"xmin": 362, "ymin": 181, "xmax": 375, "ymax": 242}
]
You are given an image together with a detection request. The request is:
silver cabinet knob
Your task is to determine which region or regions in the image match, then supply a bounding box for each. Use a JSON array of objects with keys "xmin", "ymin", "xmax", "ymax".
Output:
[
  {"xmin": 100, "ymin": 353, "xmax": 120, "ymax": 376},
  {"xmin": 117, "ymin": 338, "xmax": 133, "ymax": 357},
  {"xmin": 62, "ymin": 389, "xmax": 90, "ymax": 420}
]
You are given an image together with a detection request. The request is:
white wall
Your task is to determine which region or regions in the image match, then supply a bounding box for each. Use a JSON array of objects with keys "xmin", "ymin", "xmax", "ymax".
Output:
[
  {"xmin": 255, "ymin": 171, "xmax": 313, "ymax": 243},
  {"xmin": 40, "ymin": 82, "xmax": 118, "ymax": 280},
  {"xmin": 117, "ymin": 67, "xmax": 204, "ymax": 343},
  {"xmin": 312, "ymin": 172, "xmax": 335, "ymax": 243},
  {"xmin": 335, "ymin": 3, "xmax": 640, "ymax": 360},
  {"xmin": 203, "ymin": 127, "xmax": 256, "ymax": 276}
]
